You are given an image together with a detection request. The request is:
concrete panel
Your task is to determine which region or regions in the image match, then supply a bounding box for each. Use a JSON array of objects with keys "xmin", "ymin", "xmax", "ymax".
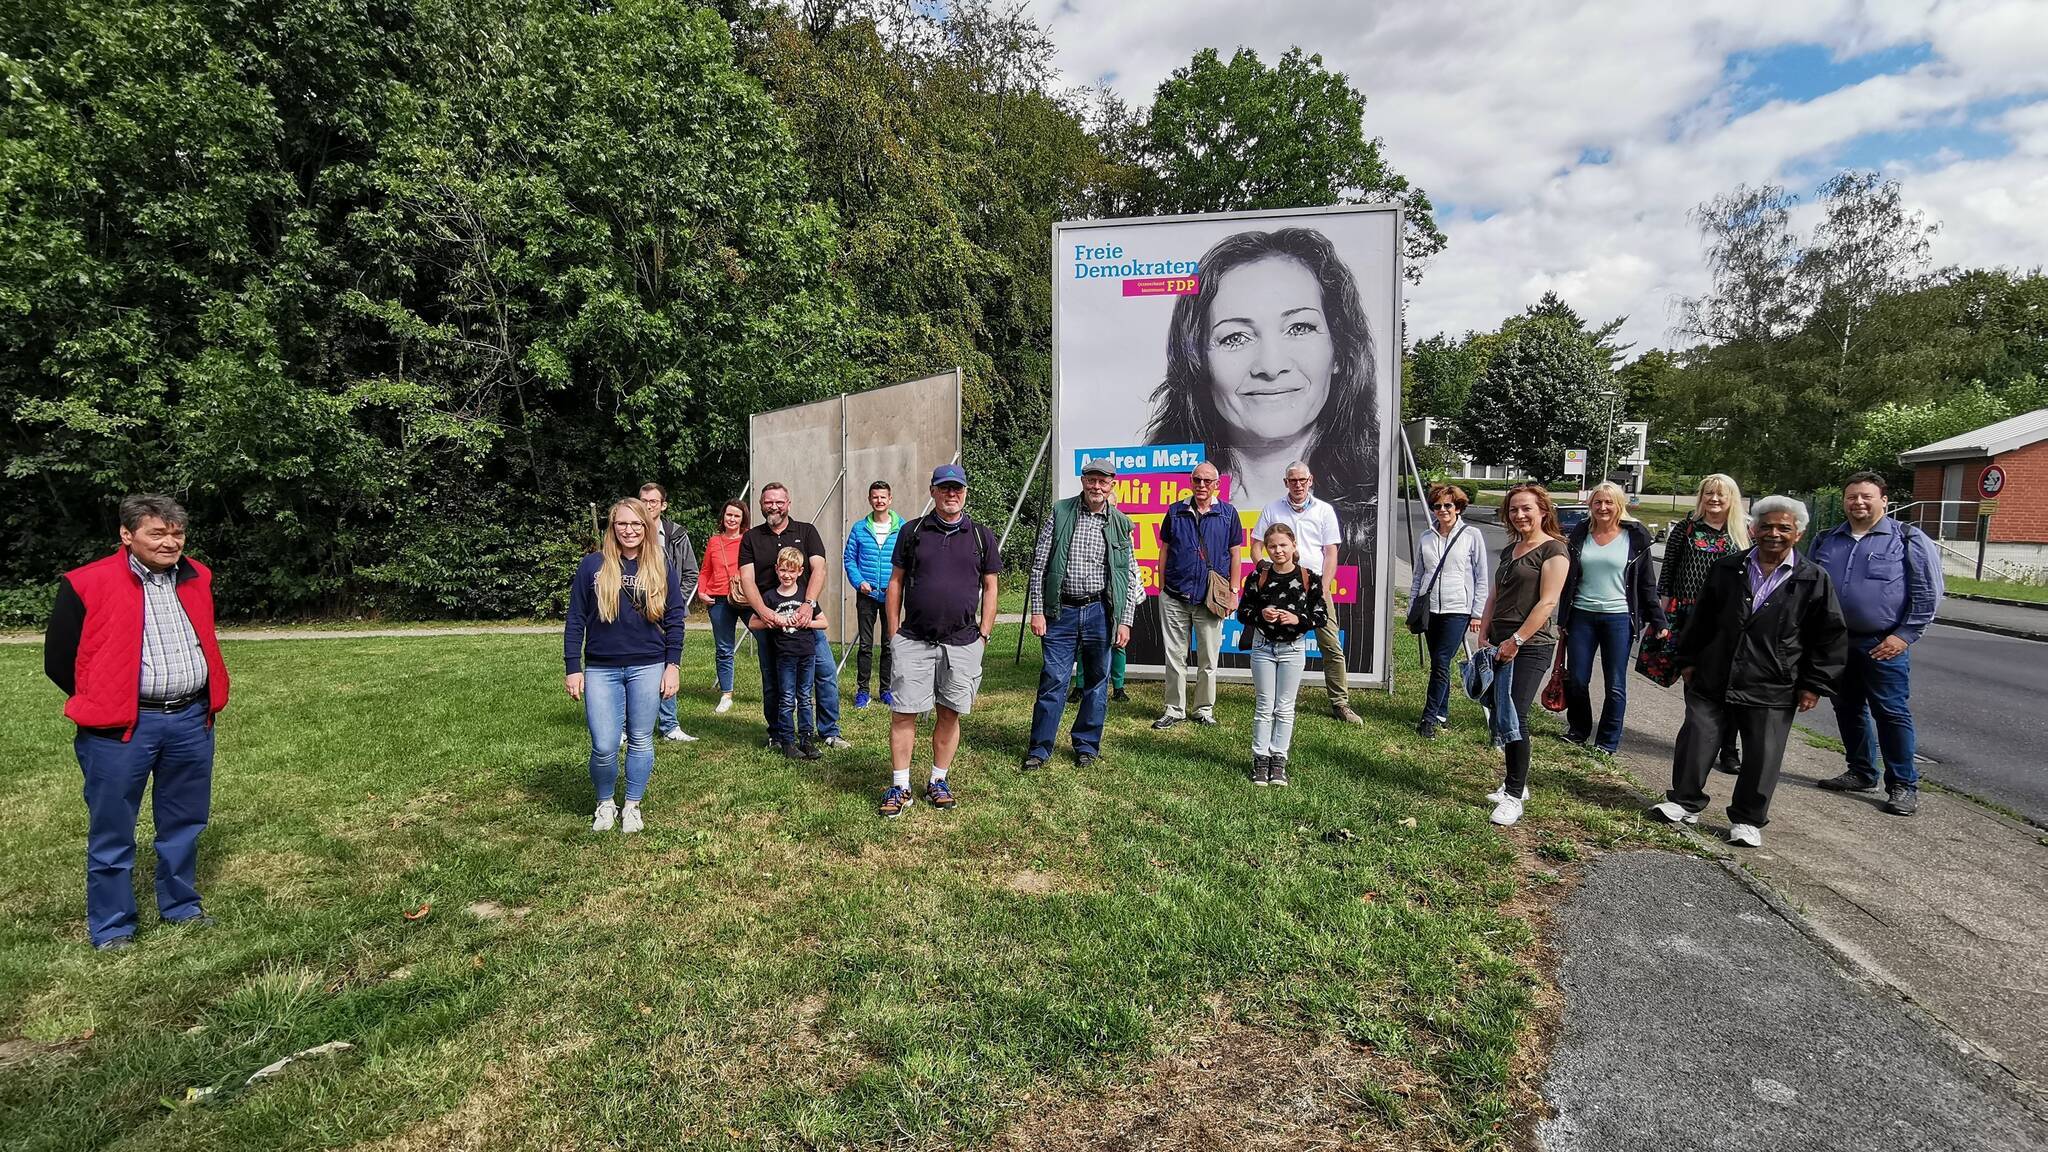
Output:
[{"xmin": 748, "ymin": 371, "xmax": 962, "ymax": 650}]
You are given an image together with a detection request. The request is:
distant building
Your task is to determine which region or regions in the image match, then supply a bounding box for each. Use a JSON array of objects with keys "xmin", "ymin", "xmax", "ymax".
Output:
[
  {"xmin": 1404, "ymin": 417, "xmax": 1650, "ymax": 492},
  {"xmin": 1898, "ymin": 408, "xmax": 2048, "ymax": 575}
]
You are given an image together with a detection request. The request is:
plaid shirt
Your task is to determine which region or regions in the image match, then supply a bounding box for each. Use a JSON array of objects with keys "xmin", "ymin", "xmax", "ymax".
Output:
[
  {"xmin": 1027, "ymin": 504, "xmax": 1142, "ymax": 627},
  {"xmin": 129, "ymin": 553, "xmax": 209, "ymax": 700}
]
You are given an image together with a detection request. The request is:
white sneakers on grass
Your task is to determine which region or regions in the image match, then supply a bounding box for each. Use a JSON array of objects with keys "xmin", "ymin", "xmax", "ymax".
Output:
[
  {"xmin": 715, "ymin": 693, "xmax": 734, "ymax": 714},
  {"xmin": 662, "ymin": 728, "xmax": 698, "ymax": 742},
  {"xmin": 1727, "ymin": 823, "xmax": 1763, "ymax": 848},
  {"xmin": 1486, "ymin": 785, "xmax": 1530, "ymax": 805},
  {"xmin": 593, "ymin": 800, "xmax": 617, "ymax": 832},
  {"xmin": 1647, "ymin": 801, "xmax": 1700, "ymax": 825},
  {"xmin": 1489, "ymin": 795, "xmax": 1524, "ymax": 827},
  {"xmin": 621, "ymin": 805, "xmax": 644, "ymax": 834},
  {"xmin": 823, "ymin": 735, "xmax": 854, "ymax": 750}
]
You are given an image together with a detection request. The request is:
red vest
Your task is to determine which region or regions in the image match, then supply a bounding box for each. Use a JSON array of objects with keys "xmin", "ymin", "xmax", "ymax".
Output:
[{"xmin": 63, "ymin": 550, "xmax": 231, "ymax": 736}]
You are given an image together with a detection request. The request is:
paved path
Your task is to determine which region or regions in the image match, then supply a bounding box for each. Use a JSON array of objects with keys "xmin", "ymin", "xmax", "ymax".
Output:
[
  {"xmin": 1541, "ymin": 851, "xmax": 2048, "ymax": 1151},
  {"xmin": 1935, "ymin": 594, "xmax": 2048, "ymax": 641},
  {"xmin": 1579, "ymin": 655, "xmax": 2048, "ymax": 1099}
]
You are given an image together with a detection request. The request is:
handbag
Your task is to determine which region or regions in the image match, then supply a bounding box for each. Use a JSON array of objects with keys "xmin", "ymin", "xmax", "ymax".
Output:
[
  {"xmin": 1635, "ymin": 629, "xmax": 1680, "ymax": 687},
  {"xmin": 722, "ymin": 538, "xmax": 749, "ymax": 609},
  {"xmin": 1540, "ymin": 642, "xmax": 1568, "ymax": 712},
  {"xmin": 1407, "ymin": 524, "xmax": 1465, "ymax": 634},
  {"xmin": 1192, "ymin": 518, "xmax": 1238, "ymax": 618}
]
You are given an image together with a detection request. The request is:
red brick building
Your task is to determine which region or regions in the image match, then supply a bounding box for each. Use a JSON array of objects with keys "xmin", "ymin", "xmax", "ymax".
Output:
[{"xmin": 1897, "ymin": 408, "xmax": 2048, "ymax": 575}]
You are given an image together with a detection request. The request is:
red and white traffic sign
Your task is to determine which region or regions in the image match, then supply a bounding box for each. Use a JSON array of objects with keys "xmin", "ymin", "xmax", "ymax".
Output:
[{"xmin": 1979, "ymin": 465, "xmax": 2006, "ymax": 500}]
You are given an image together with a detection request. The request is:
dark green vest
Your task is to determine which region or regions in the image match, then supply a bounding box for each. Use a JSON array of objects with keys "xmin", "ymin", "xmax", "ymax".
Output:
[{"xmin": 1041, "ymin": 495, "xmax": 1135, "ymax": 624}]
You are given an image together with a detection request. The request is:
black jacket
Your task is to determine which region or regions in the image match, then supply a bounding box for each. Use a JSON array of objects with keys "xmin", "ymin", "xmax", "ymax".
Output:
[
  {"xmin": 657, "ymin": 519, "xmax": 700, "ymax": 609},
  {"xmin": 1675, "ymin": 549, "xmax": 1847, "ymax": 708},
  {"xmin": 1557, "ymin": 520, "xmax": 1669, "ymax": 635}
]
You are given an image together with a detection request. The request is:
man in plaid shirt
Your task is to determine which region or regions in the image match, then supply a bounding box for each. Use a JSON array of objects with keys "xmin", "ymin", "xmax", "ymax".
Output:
[{"xmin": 1023, "ymin": 458, "xmax": 1142, "ymax": 771}]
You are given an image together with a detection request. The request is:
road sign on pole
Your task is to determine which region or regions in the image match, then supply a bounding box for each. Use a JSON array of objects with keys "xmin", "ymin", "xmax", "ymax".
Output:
[
  {"xmin": 1979, "ymin": 465, "xmax": 2006, "ymax": 501},
  {"xmin": 1564, "ymin": 449, "xmax": 1588, "ymax": 477}
]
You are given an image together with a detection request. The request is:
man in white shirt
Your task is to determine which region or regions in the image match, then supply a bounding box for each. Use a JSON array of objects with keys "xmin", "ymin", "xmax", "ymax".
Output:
[{"xmin": 1252, "ymin": 462, "xmax": 1360, "ymax": 724}]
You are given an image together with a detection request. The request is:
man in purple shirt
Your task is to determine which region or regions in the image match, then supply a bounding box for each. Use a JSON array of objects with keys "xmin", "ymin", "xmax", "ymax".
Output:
[
  {"xmin": 878, "ymin": 464, "xmax": 1002, "ymax": 818},
  {"xmin": 1810, "ymin": 471, "xmax": 1944, "ymax": 816}
]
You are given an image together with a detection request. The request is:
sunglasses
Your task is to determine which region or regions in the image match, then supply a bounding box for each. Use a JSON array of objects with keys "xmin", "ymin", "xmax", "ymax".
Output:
[
  {"xmin": 1431, "ymin": 502, "xmax": 1458, "ymax": 511},
  {"xmin": 1190, "ymin": 476, "xmax": 1218, "ymax": 486}
]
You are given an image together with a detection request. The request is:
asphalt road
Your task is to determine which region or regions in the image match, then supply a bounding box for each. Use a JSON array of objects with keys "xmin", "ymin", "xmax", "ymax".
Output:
[{"xmin": 1396, "ymin": 500, "xmax": 2048, "ymax": 826}]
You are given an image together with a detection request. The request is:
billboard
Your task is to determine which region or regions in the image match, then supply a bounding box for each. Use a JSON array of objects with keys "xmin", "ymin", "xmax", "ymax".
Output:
[
  {"xmin": 1051, "ymin": 206, "xmax": 1401, "ymax": 685},
  {"xmin": 750, "ymin": 371, "xmax": 962, "ymax": 645}
]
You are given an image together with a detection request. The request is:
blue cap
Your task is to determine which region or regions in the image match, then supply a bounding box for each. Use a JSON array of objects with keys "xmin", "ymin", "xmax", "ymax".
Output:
[{"xmin": 930, "ymin": 463, "xmax": 967, "ymax": 487}]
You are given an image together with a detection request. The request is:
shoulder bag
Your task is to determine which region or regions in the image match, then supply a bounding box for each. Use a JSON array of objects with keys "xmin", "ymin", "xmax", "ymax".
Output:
[{"xmin": 1192, "ymin": 512, "xmax": 1238, "ymax": 618}]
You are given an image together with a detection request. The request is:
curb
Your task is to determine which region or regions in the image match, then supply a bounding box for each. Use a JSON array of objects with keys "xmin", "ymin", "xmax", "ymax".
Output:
[
  {"xmin": 1950, "ymin": 592, "xmax": 2048, "ymax": 612},
  {"xmin": 1936, "ymin": 616, "xmax": 2048, "ymax": 644}
]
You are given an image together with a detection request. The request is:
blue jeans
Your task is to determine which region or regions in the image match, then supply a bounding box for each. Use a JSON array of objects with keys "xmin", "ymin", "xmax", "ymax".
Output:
[
  {"xmin": 1030, "ymin": 600, "xmax": 1110, "ymax": 759},
  {"xmin": 76, "ymin": 701, "xmax": 214, "ymax": 946},
  {"xmin": 755, "ymin": 627, "xmax": 842, "ymax": 742},
  {"xmin": 1250, "ymin": 636, "xmax": 1307, "ymax": 757},
  {"xmin": 585, "ymin": 663, "xmax": 661, "ymax": 803},
  {"xmin": 707, "ymin": 600, "xmax": 741, "ymax": 694},
  {"xmin": 1564, "ymin": 611, "xmax": 1634, "ymax": 752},
  {"xmin": 775, "ymin": 642, "xmax": 818, "ymax": 743},
  {"xmin": 1423, "ymin": 612, "xmax": 1470, "ymax": 726},
  {"xmin": 1833, "ymin": 638, "xmax": 1917, "ymax": 789}
]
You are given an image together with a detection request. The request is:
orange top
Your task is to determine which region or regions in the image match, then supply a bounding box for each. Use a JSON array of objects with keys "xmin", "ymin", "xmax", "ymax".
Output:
[{"xmin": 699, "ymin": 533, "xmax": 744, "ymax": 597}]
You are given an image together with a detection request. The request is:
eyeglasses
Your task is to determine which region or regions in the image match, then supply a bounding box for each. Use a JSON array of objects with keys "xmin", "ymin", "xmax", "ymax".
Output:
[
  {"xmin": 1190, "ymin": 476, "xmax": 1218, "ymax": 486},
  {"xmin": 1284, "ymin": 477, "xmax": 1312, "ymax": 486},
  {"xmin": 611, "ymin": 521, "xmax": 644, "ymax": 530},
  {"xmin": 1431, "ymin": 502, "xmax": 1458, "ymax": 511}
]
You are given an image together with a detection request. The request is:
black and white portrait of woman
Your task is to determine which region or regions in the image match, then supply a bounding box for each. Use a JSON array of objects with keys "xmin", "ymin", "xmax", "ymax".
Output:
[{"xmin": 1143, "ymin": 226, "xmax": 1379, "ymax": 557}]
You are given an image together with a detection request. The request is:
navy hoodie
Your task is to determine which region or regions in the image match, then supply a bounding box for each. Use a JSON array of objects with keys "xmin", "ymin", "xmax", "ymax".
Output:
[{"xmin": 564, "ymin": 553, "xmax": 686, "ymax": 673}]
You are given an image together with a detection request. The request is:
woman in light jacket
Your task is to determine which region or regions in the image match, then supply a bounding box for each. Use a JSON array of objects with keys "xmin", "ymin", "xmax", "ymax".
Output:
[
  {"xmin": 1557, "ymin": 482, "xmax": 1668, "ymax": 754},
  {"xmin": 1411, "ymin": 483, "xmax": 1489, "ymax": 739}
]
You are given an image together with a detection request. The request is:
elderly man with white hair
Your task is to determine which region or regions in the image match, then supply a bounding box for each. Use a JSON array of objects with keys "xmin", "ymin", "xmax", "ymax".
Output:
[{"xmin": 1648, "ymin": 495, "xmax": 1847, "ymax": 848}]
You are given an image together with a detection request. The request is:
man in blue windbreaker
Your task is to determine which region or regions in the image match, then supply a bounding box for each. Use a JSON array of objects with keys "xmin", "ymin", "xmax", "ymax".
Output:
[{"xmin": 844, "ymin": 480, "xmax": 904, "ymax": 708}]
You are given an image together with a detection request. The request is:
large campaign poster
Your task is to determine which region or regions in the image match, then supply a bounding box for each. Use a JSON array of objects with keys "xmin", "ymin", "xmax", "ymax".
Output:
[{"xmin": 1050, "ymin": 205, "xmax": 1401, "ymax": 685}]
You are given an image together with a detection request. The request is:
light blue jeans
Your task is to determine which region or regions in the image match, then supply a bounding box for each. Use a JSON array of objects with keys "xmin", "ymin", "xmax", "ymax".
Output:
[
  {"xmin": 584, "ymin": 662, "xmax": 662, "ymax": 803},
  {"xmin": 1250, "ymin": 636, "xmax": 1308, "ymax": 757}
]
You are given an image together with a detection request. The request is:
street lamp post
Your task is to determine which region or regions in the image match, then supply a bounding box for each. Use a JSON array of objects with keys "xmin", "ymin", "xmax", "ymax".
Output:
[{"xmin": 1598, "ymin": 388, "xmax": 1619, "ymax": 485}]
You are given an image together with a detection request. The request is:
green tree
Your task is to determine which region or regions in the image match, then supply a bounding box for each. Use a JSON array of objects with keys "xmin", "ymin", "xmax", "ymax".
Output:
[
  {"xmin": 1405, "ymin": 332, "xmax": 1481, "ymax": 421},
  {"xmin": 1835, "ymin": 377, "xmax": 2048, "ymax": 485},
  {"xmin": 1140, "ymin": 47, "xmax": 1445, "ymax": 279},
  {"xmin": 1453, "ymin": 315, "xmax": 1630, "ymax": 483}
]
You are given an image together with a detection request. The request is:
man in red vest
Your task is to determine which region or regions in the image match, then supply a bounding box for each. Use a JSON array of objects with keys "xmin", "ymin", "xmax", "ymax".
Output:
[{"xmin": 44, "ymin": 494, "xmax": 231, "ymax": 951}]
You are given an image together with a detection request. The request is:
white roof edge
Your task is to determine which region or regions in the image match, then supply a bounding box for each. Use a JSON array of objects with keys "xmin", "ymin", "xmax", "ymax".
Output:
[{"xmin": 1898, "ymin": 408, "xmax": 2048, "ymax": 464}]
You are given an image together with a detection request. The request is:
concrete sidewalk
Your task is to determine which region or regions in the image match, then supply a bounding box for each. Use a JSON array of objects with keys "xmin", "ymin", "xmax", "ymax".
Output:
[
  {"xmin": 1937, "ymin": 593, "xmax": 2048, "ymax": 641},
  {"xmin": 1585, "ymin": 663, "xmax": 2048, "ymax": 1100},
  {"xmin": 1541, "ymin": 852, "xmax": 2048, "ymax": 1151}
]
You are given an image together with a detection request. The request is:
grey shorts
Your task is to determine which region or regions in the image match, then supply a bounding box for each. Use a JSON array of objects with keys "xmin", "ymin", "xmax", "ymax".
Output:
[{"xmin": 888, "ymin": 635, "xmax": 986, "ymax": 715}]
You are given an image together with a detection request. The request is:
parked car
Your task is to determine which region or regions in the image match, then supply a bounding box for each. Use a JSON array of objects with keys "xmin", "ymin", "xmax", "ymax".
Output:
[{"xmin": 1556, "ymin": 503, "xmax": 1591, "ymax": 535}]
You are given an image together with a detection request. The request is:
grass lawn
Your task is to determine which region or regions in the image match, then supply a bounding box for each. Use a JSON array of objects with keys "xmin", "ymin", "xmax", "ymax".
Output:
[
  {"xmin": 0, "ymin": 622, "xmax": 1667, "ymax": 1150},
  {"xmin": 1946, "ymin": 574, "xmax": 2048, "ymax": 604}
]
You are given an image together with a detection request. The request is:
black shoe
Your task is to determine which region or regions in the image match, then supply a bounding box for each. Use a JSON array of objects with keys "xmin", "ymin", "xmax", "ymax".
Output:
[
  {"xmin": 1075, "ymin": 751, "xmax": 1099, "ymax": 769},
  {"xmin": 1021, "ymin": 754, "xmax": 1048, "ymax": 772},
  {"xmin": 1151, "ymin": 715, "xmax": 1181, "ymax": 730},
  {"xmin": 1191, "ymin": 714, "xmax": 1219, "ymax": 727},
  {"xmin": 1112, "ymin": 687, "xmax": 1129, "ymax": 703},
  {"xmin": 799, "ymin": 740, "xmax": 822, "ymax": 761},
  {"xmin": 1817, "ymin": 771, "xmax": 1880, "ymax": 793},
  {"xmin": 1715, "ymin": 754, "xmax": 1740, "ymax": 776},
  {"xmin": 1068, "ymin": 683, "xmax": 1080, "ymax": 704},
  {"xmin": 1417, "ymin": 720, "xmax": 1441, "ymax": 739},
  {"xmin": 1884, "ymin": 787, "xmax": 1920, "ymax": 816},
  {"xmin": 1252, "ymin": 754, "xmax": 1271, "ymax": 786},
  {"xmin": 783, "ymin": 741, "xmax": 806, "ymax": 760},
  {"xmin": 1267, "ymin": 756, "xmax": 1290, "ymax": 787},
  {"xmin": 167, "ymin": 913, "xmax": 216, "ymax": 929},
  {"xmin": 1560, "ymin": 731, "xmax": 1589, "ymax": 747},
  {"xmin": 94, "ymin": 936, "xmax": 133, "ymax": 952}
]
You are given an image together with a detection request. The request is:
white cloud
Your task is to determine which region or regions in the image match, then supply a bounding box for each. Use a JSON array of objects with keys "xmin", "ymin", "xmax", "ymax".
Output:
[{"xmin": 1030, "ymin": 0, "xmax": 2048, "ymax": 352}]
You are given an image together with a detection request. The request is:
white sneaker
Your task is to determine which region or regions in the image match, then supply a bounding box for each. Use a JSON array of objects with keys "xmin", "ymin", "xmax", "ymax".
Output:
[
  {"xmin": 592, "ymin": 800, "xmax": 617, "ymax": 832},
  {"xmin": 1727, "ymin": 823, "xmax": 1763, "ymax": 848},
  {"xmin": 714, "ymin": 694, "xmax": 733, "ymax": 714},
  {"xmin": 1647, "ymin": 801, "xmax": 1699, "ymax": 825},
  {"xmin": 620, "ymin": 805, "xmax": 644, "ymax": 834},
  {"xmin": 662, "ymin": 728, "xmax": 697, "ymax": 742},
  {"xmin": 823, "ymin": 735, "xmax": 853, "ymax": 750},
  {"xmin": 1485, "ymin": 785, "xmax": 1531, "ymax": 804},
  {"xmin": 1489, "ymin": 796, "xmax": 1525, "ymax": 827}
]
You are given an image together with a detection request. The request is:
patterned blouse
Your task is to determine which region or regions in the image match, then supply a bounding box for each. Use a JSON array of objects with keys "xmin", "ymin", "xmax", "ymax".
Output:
[
  {"xmin": 1234, "ymin": 561, "xmax": 1327, "ymax": 644},
  {"xmin": 1657, "ymin": 515, "xmax": 1738, "ymax": 607}
]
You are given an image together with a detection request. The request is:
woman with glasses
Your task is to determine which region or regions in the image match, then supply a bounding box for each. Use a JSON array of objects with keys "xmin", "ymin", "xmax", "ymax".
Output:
[
  {"xmin": 564, "ymin": 498, "xmax": 685, "ymax": 834},
  {"xmin": 1411, "ymin": 484, "xmax": 1489, "ymax": 738}
]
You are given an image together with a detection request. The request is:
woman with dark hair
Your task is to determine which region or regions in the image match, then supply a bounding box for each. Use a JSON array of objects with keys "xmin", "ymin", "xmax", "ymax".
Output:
[
  {"xmin": 1144, "ymin": 226, "xmax": 1379, "ymax": 545},
  {"xmin": 1474, "ymin": 483, "xmax": 1568, "ymax": 828},
  {"xmin": 697, "ymin": 499, "xmax": 750, "ymax": 715}
]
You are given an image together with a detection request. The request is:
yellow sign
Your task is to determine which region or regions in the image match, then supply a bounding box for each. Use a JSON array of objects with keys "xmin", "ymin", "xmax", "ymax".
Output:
[{"xmin": 1978, "ymin": 499, "xmax": 1998, "ymax": 516}]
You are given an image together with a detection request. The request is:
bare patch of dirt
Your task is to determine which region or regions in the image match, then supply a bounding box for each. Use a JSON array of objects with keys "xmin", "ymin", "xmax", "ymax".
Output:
[
  {"xmin": 357, "ymin": 1033, "xmax": 594, "ymax": 1152},
  {"xmin": 1004, "ymin": 869, "xmax": 1060, "ymax": 896},
  {"xmin": 0, "ymin": 1034, "xmax": 90, "ymax": 1072},
  {"xmin": 989, "ymin": 1020, "xmax": 1448, "ymax": 1151},
  {"xmin": 463, "ymin": 901, "xmax": 531, "ymax": 922}
]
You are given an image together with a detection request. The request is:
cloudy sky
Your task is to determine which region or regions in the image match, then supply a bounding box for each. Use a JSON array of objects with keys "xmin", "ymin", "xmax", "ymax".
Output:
[{"xmin": 1030, "ymin": 0, "xmax": 2048, "ymax": 354}]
